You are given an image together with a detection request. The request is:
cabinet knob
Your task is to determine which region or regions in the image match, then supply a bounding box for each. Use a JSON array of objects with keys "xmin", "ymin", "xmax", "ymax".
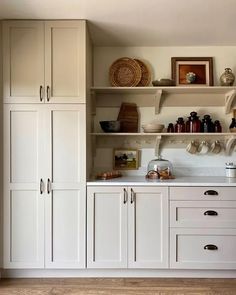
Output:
[
  {"xmin": 204, "ymin": 244, "xmax": 218, "ymax": 250},
  {"xmin": 204, "ymin": 190, "xmax": 218, "ymax": 196},
  {"xmin": 204, "ymin": 210, "xmax": 218, "ymax": 216}
]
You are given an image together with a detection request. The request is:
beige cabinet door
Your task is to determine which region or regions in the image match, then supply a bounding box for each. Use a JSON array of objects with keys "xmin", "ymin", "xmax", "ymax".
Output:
[
  {"xmin": 44, "ymin": 104, "xmax": 86, "ymax": 268},
  {"xmin": 128, "ymin": 186, "xmax": 169, "ymax": 268},
  {"xmin": 87, "ymin": 186, "xmax": 128, "ymax": 268},
  {"xmin": 44, "ymin": 21, "xmax": 86, "ymax": 103},
  {"xmin": 3, "ymin": 104, "xmax": 45, "ymax": 268},
  {"xmin": 3, "ymin": 21, "xmax": 45, "ymax": 103}
]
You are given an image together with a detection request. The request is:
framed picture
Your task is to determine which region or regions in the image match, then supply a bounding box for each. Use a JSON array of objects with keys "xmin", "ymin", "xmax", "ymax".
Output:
[
  {"xmin": 113, "ymin": 149, "xmax": 139, "ymax": 170},
  {"xmin": 171, "ymin": 57, "xmax": 213, "ymax": 86}
]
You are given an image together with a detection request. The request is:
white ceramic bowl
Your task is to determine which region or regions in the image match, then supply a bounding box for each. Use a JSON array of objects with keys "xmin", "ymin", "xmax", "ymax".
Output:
[{"xmin": 142, "ymin": 123, "xmax": 164, "ymax": 133}]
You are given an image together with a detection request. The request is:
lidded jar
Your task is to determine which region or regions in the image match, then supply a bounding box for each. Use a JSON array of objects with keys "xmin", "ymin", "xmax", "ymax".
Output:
[
  {"xmin": 175, "ymin": 117, "xmax": 185, "ymax": 133},
  {"xmin": 201, "ymin": 114, "xmax": 214, "ymax": 133},
  {"xmin": 146, "ymin": 155, "xmax": 173, "ymax": 179},
  {"xmin": 220, "ymin": 68, "xmax": 235, "ymax": 86},
  {"xmin": 186, "ymin": 111, "xmax": 201, "ymax": 133},
  {"xmin": 229, "ymin": 118, "xmax": 236, "ymax": 132}
]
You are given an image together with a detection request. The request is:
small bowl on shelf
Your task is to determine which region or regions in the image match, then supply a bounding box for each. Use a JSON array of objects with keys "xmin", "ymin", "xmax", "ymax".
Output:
[
  {"xmin": 152, "ymin": 79, "xmax": 175, "ymax": 87},
  {"xmin": 100, "ymin": 120, "xmax": 121, "ymax": 132},
  {"xmin": 142, "ymin": 122, "xmax": 164, "ymax": 133}
]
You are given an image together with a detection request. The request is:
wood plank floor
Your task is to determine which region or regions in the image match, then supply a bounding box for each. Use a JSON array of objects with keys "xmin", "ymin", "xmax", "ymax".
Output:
[{"xmin": 0, "ymin": 278, "xmax": 236, "ymax": 295}]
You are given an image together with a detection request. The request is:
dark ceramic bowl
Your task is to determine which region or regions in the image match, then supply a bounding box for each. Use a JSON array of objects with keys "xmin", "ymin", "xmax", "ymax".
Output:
[{"xmin": 100, "ymin": 120, "xmax": 121, "ymax": 132}]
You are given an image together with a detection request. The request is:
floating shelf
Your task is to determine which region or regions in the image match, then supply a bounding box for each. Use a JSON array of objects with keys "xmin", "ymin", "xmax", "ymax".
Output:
[
  {"xmin": 91, "ymin": 86, "xmax": 236, "ymax": 114},
  {"xmin": 91, "ymin": 132, "xmax": 235, "ymax": 136}
]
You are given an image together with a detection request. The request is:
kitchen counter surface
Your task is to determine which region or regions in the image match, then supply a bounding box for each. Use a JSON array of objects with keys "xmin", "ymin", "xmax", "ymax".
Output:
[{"xmin": 87, "ymin": 176, "xmax": 236, "ymax": 186}]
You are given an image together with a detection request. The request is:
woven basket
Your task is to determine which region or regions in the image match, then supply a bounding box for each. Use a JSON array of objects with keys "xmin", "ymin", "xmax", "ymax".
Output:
[
  {"xmin": 134, "ymin": 59, "xmax": 151, "ymax": 86},
  {"xmin": 109, "ymin": 57, "xmax": 142, "ymax": 87}
]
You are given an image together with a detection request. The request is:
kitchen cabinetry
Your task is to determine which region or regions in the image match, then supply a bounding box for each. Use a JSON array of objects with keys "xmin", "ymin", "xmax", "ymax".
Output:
[
  {"xmin": 3, "ymin": 104, "xmax": 86, "ymax": 269},
  {"xmin": 87, "ymin": 186, "xmax": 168, "ymax": 269},
  {"xmin": 170, "ymin": 187, "xmax": 236, "ymax": 269},
  {"xmin": 3, "ymin": 20, "xmax": 86, "ymax": 103}
]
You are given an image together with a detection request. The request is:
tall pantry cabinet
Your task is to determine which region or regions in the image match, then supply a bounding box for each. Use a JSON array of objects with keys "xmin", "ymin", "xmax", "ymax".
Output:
[{"xmin": 2, "ymin": 20, "xmax": 91, "ymax": 269}]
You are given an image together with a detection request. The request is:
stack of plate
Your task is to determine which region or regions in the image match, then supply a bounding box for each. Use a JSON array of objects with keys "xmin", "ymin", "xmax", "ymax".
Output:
[
  {"xmin": 142, "ymin": 122, "xmax": 164, "ymax": 133},
  {"xmin": 109, "ymin": 57, "xmax": 151, "ymax": 87}
]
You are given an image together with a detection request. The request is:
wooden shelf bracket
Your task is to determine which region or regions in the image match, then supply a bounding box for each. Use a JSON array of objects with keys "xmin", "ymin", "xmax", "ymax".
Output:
[
  {"xmin": 225, "ymin": 90, "xmax": 236, "ymax": 114},
  {"xmin": 154, "ymin": 89, "xmax": 163, "ymax": 114},
  {"xmin": 154, "ymin": 135, "xmax": 162, "ymax": 156},
  {"xmin": 225, "ymin": 135, "xmax": 236, "ymax": 155}
]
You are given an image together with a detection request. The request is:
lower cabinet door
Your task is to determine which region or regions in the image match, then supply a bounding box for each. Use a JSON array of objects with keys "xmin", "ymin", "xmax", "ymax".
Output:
[
  {"xmin": 128, "ymin": 186, "xmax": 169, "ymax": 268},
  {"xmin": 170, "ymin": 228, "xmax": 236, "ymax": 269},
  {"xmin": 87, "ymin": 186, "xmax": 128, "ymax": 268}
]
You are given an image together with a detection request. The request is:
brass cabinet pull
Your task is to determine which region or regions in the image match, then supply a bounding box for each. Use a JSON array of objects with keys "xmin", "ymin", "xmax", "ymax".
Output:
[
  {"xmin": 39, "ymin": 85, "xmax": 43, "ymax": 102},
  {"xmin": 40, "ymin": 178, "xmax": 44, "ymax": 194},
  {"xmin": 204, "ymin": 210, "xmax": 218, "ymax": 216},
  {"xmin": 204, "ymin": 244, "xmax": 218, "ymax": 250},
  {"xmin": 46, "ymin": 86, "xmax": 50, "ymax": 101},
  {"xmin": 204, "ymin": 190, "xmax": 218, "ymax": 196},
  {"xmin": 123, "ymin": 188, "xmax": 128, "ymax": 204},
  {"xmin": 131, "ymin": 188, "xmax": 135, "ymax": 204},
  {"xmin": 47, "ymin": 178, "xmax": 51, "ymax": 194}
]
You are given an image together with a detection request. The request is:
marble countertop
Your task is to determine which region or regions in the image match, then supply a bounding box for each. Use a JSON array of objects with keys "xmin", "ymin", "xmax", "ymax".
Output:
[{"xmin": 87, "ymin": 176, "xmax": 236, "ymax": 186}]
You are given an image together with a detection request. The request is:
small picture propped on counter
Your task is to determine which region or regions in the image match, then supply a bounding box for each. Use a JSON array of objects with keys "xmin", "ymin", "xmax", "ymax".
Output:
[{"xmin": 113, "ymin": 149, "xmax": 139, "ymax": 170}]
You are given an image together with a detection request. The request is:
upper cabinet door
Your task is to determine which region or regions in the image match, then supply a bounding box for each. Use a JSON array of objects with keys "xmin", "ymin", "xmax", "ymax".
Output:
[
  {"xmin": 44, "ymin": 21, "xmax": 86, "ymax": 103},
  {"xmin": 128, "ymin": 186, "xmax": 169, "ymax": 269},
  {"xmin": 3, "ymin": 21, "xmax": 45, "ymax": 103}
]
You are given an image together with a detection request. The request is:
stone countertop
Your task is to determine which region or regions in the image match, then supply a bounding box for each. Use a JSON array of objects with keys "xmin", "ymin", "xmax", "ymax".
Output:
[{"xmin": 87, "ymin": 176, "xmax": 236, "ymax": 186}]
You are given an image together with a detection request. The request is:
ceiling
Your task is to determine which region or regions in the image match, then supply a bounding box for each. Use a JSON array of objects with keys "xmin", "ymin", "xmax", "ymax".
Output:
[{"xmin": 0, "ymin": 0, "xmax": 236, "ymax": 46}]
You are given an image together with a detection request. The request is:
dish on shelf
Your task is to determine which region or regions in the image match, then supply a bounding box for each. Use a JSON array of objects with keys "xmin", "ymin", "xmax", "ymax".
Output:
[
  {"xmin": 152, "ymin": 79, "xmax": 175, "ymax": 86},
  {"xmin": 100, "ymin": 120, "xmax": 121, "ymax": 132},
  {"xmin": 142, "ymin": 122, "xmax": 164, "ymax": 133},
  {"xmin": 134, "ymin": 59, "xmax": 151, "ymax": 86},
  {"xmin": 109, "ymin": 57, "xmax": 142, "ymax": 87}
]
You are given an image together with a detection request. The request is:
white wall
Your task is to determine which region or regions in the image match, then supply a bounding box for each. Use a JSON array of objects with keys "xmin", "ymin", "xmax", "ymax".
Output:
[
  {"xmin": 0, "ymin": 21, "xmax": 3, "ymax": 270},
  {"xmin": 92, "ymin": 46, "xmax": 236, "ymax": 177}
]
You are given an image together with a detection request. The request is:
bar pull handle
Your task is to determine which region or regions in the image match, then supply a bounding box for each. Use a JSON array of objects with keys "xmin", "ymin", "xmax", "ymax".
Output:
[
  {"xmin": 131, "ymin": 188, "xmax": 135, "ymax": 204},
  {"xmin": 39, "ymin": 85, "xmax": 43, "ymax": 102},
  {"xmin": 47, "ymin": 178, "xmax": 51, "ymax": 194},
  {"xmin": 204, "ymin": 244, "xmax": 218, "ymax": 250},
  {"xmin": 123, "ymin": 188, "xmax": 128, "ymax": 204},
  {"xmin": 40, "ymin": 178, "xmax": 44, "ymax": 194},
  {"xmin": 46, "ymin": 86, "xmax": 50, "ymax": 101},
  {"xmin": 204, "ymin": 210, "xmax": 218, "ymax": 216},
  {"xmin": 204, "ymin": 190, "xmax": 218, "ymax": 196}
]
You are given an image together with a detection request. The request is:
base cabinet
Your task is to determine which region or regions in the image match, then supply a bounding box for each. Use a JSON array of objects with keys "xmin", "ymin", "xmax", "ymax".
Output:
[
  {"xmin": 87, "ymin": 186, "xmax": 169, "ymax": 269},
  {"xmin": 4, "ymin": 104, "xmax": 86, "ymax": 269}
]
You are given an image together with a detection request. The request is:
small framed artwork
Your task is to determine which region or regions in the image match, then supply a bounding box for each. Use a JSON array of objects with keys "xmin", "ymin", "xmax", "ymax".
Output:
[
  {"xmin": 113, "ymin": 148, "xmax": 139, "ymax": 170},
  {"xmin": 171, "ymin": 57, "xmax": 213, "ymax": 86}
]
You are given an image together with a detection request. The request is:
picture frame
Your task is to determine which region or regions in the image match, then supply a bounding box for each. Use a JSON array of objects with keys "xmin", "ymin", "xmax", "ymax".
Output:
[
  {"xmin": 113, "ymin": 148, "xmax": 139, "ymax": 170},
  {"xmin": 171, "ymin": 57, "xmax": 213, "ymax": 86}
]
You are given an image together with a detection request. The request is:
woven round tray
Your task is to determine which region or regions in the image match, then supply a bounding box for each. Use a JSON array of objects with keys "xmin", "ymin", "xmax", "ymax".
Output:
[
  {"xmin": 134, "ymin": 59, "xmax": 151, "ymax": 86},
  {"xmin": 109, "ymin": 57, "xmax": 142, "ymax": 87}
]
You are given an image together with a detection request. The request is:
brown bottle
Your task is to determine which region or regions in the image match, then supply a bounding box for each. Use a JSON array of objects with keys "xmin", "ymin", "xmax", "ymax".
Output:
[
  {"xmin": 167, "ymin": 123, "xmax": 174, "ymax": 133},
  {"xmin": 174, "ymin": 117, "xmax": 185, "ymax": 133},
  {"xmin": 214, "ymin": 120, "xmax": 222, "ymax": 133},
  {"xmin": 186, "ymin": 111, "xmax": 201, "ymax": 133}
]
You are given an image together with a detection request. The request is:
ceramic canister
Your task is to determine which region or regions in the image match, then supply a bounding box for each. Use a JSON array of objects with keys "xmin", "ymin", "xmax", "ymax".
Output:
[{"xmin": 225, "ymin": 163, "xmax": 236, "ymax": 178}]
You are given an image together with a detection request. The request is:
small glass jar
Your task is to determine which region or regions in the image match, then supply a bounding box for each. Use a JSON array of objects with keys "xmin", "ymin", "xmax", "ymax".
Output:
[
  {"xmin": 167, "ymin": 123, "xmax": 174, "ymax": 133},
  {"xmin": 174, "ymin": 117, "xmax": 185, "ymax": 133},
  {"xmin": 186, "ymin": 111, "xmax": 201, "ymax": 133},
  {"xmin": 201, "ymin": 114, "xmax": 214, "ymax": 133},
  {"xmin": 229, "ymin": 118, "xmax": 236, "ymax": 132},
  {"xmin": 225, "ymin": 163, "xmax": 236, "ymax": 178},
  {"xmin": 214, "ymin": 120, "xmax": 222, "ymax": 133}
]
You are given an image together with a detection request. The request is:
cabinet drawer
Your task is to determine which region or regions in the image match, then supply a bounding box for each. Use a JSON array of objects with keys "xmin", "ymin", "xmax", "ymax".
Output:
[
  {"xmin": 170, "ymin": 187, "xmax": 236, "ymax": 200},
  {"xmin": 170, "ymin": 201, "xmax": 236, "ymax": 228},
  {"xmin": 170, "ymin": 228, "xmax": 236, "ymax": 269}
]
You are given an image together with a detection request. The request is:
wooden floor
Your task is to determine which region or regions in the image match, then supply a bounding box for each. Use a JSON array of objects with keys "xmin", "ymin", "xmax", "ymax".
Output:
[{"xmin": 0, "ymin": 278, "xmax": 236, "ymax": 295}]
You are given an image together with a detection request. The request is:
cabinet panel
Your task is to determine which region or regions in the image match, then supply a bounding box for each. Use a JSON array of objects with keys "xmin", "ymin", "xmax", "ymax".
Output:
[
  {"xmin": 45, "ymin": 104, "xmax": 86, "ymax": 268},
  {"xmin": 87, "ymin": 187, "xmax": 128, "ymax": 268},
  {"xmin": 170, "ymin": 200, "xmax": 236, "ymax": 228},
  {"xmin": 128, "ymin": 187, "xmax": 168, "ymax": 268},
  {"xmin": 3, "ymin": 21, "xmax": 44, "ymax": 103},
  {"xmin": 10, "ymin": 110, "xmax": 39, "ymax": 183},
  {"xmin": 45, "ymin": 21, "xmax": 86, "ymax": 103},
  {"xmin": 51, "ymin": 110, "xmax": 81, "ymax": 183},
  {"xmin": 170, "ymin": 228, "xmax": 236, "ymax": 269}
]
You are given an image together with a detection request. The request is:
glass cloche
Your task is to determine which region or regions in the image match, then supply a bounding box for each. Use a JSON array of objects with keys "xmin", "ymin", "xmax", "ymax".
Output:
[{"xmin": 146, "ymin": 156, "xmax": 174, "ymax": 179}]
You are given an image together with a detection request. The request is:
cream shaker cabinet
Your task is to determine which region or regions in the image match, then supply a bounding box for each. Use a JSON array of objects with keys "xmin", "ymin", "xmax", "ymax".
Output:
[
  {"xmin": 87, "ymin": 186, "xmax": 168, "ymax": 269},
  {"xmin": 3, "ymin": 104, "xmax": 86, "ymax": 269},
  {"xmin": 3, "ymin": 20, "xmax": 86, "ymax": 104}
]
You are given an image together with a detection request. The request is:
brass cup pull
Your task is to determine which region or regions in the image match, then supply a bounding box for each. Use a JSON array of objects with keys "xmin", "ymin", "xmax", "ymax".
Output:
[
  {"xmin": 204, "ymin": 244, "xmax": 218, "ymax": 250},
  {"xmin": 204, "ymin": 190, "xmax": 218, "ymax": 196},
  {"xmin": 204, "ymin": 210, "xmax": 218, "ymax": 216}
]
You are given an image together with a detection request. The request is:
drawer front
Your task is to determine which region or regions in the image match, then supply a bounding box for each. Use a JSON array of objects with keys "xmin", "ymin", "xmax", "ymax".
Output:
[
  {"xmin": 170, "ymin": 228, "xmax": 236, "ymax": 269},
  {"xmin": 170, "ymin": 187, "xmax": 236, "ymax": 201},
  {"xmin": 170, "ymin": 201, "xmax": 236, "ymax": 228}
]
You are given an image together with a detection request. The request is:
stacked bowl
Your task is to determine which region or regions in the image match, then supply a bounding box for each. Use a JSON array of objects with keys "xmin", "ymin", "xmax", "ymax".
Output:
[{"xmin": 142, "ymin": 121, "xmax": 164, "ymax": 133}]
